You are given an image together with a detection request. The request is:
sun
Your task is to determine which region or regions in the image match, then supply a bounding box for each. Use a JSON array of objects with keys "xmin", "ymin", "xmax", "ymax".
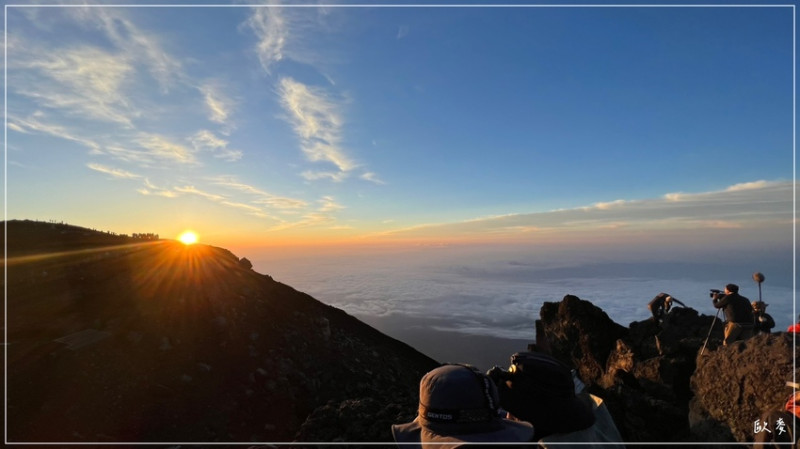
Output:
[{"xmin": 177, "ymin": 230, "xmax": 198, "ymax": 245}]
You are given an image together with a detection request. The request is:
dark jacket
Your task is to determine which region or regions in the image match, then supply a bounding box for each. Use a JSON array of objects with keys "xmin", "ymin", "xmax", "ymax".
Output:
[
  {"xmin": 712, "ymin": 292, "xmax": 752, "ymax": 324},
  {"xmin": 648, "ymin": 293, "xmax": 669, "ymax": 317},
  {"xmin": 755, "ymin": 312, "xmax": 776, "ymax": 333}
]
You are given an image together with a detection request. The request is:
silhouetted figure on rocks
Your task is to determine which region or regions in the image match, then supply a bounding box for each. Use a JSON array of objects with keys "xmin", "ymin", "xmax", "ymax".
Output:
[
  {"xmin": 648, "ymin": 293, "xmax": 685, "ymax": 323},
  {"xmin": 752, "ymin": 301, "xmax": 776, "ymax": 334},
  {"xmin": 712, "ymin": 283, "xmax": 754, "ymax": 345}
]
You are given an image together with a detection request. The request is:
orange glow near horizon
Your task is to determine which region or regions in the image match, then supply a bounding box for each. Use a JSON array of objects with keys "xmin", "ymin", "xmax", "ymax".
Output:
[{"xmin": 178, "ymin": 231, "xmax": 199, "ymax": 245}]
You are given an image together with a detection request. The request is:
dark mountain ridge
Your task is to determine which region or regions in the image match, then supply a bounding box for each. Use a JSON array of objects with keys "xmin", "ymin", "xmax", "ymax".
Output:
[{"xmin": 4, "ymin": 220, "xmax": 438, "ymax": 443}]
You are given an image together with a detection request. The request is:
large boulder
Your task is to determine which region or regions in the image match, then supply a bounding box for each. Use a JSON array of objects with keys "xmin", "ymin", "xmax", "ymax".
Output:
[
  {"xmin": 538, "ymin": 294, "xmax": 628, "ymax": 386},
  {"xmin": 689, "ymin": 332, "xmax": 799, "ymax": 443}
]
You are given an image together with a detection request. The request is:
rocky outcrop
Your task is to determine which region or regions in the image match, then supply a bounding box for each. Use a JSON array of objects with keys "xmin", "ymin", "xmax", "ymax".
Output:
[
  {"xmin": 538, "ymin": 294, "xmax": 629, "ymax": 387},
  {"xmin": 535, "ymin": 294, "xmax": 798, "ymax": 445},
  {"xmin": 690, "ymin": 332, "xmax": 797, "ymax": 443}
]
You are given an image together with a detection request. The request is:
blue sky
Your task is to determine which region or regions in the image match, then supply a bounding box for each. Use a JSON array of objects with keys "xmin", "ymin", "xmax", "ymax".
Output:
[{"xmin": 5, "ymin": 2, "xmax": 795, "ymax": 251}]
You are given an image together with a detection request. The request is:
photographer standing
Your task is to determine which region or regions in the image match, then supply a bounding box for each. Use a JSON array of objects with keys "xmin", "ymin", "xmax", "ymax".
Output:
[{"xmin": 712, "ymin": 283, "xmax": 755, "ymax": 345}]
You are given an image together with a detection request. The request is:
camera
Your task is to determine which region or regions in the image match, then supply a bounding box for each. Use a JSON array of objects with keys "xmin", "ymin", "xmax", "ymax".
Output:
[
  {"xmin": 486, "ymin": 365, "xmax": 513, "ymax": 385},
  {"xmin": 709, "ymin": 288, "xmax": 723, "ymax": 299}
]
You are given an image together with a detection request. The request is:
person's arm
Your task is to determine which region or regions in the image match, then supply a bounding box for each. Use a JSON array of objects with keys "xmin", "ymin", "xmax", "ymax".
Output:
[{"xmin": 712, "ymin": 294, "xmax": 729, "ymax": 309}]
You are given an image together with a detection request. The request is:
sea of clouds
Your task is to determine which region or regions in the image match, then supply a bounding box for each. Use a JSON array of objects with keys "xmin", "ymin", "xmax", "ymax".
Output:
[{"xmin": 251, "ymin": 245, "xmax": 795, "ymax": 341}]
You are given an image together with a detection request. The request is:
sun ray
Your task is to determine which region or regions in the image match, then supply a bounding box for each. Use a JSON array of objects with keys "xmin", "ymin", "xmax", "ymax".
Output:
[{"xmin": 3, "ymin": 241, "xmax": 159, "ymax": 266}]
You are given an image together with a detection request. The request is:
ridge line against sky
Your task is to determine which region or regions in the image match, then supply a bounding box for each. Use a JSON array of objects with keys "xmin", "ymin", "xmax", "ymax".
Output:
[{"xmin": 5, "ymin": 2, "xmax": 794, "ymax": 249}]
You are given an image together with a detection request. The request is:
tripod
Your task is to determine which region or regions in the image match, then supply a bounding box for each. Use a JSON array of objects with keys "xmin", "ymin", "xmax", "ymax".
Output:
[{"xmin": 700, "ymin": 308, "xmax": 721, "ymax": 357}]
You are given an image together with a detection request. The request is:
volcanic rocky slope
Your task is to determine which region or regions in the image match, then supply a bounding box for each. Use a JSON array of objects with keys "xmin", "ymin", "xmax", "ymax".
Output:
[
  {"xmin": 536, "ymin": 294, "xmax": 798, "ymax": 445},
  {"xmin": 5, "ymin": 220, "xmax": 438, "ymax": 443}
]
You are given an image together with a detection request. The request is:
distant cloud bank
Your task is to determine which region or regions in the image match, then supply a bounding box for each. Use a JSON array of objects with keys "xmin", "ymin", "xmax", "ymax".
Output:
[{"xmin": 370, "ymin": 180, "xmax": 793, "ymax": 245}]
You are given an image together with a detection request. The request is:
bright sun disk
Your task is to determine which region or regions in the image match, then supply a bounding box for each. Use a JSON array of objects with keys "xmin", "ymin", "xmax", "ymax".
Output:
[{"xmin": 178, "ymin": 231, "xmax": 198, "ymax": 245}]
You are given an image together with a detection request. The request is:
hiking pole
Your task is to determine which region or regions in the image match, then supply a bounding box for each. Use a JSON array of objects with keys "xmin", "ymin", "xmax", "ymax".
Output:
[
  {"xmin": 753, "ymin": 272, "xmax": 765, "ymax": 302},
  {"xmin": 700, "ymin": 308, "xmax": 721, "ymax": 356}
]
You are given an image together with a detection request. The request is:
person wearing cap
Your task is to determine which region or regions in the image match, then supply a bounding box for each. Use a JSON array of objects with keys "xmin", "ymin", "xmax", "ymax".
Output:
[
  {"xmin": 712, "ymin": 283, "xmax": 755, "ymax": 345},
  {"xmin": 752, "ymin": 301, "xmax": 775, "ymax": 334},
  {"xmin": 391, "ymin": 364, "xmax": 534, "ymax": 448},
  {"xmin": 648, "ymin": 292, "xmax": 685, "ymax": 323},
  {"xmin": 490, "ymin": 352, "xmax": 624, "ymax": 447}
]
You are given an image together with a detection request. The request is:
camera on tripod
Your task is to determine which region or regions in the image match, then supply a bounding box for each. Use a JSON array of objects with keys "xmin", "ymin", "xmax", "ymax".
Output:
[{"xmin": 709, "ymin": 288, "xmax": 723, "ymax": 299}]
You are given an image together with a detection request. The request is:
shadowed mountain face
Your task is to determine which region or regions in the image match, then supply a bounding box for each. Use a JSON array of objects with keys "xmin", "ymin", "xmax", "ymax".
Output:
[{"xmin": 4, "ymin": 220, "xmax": 438, "ymax": 443}]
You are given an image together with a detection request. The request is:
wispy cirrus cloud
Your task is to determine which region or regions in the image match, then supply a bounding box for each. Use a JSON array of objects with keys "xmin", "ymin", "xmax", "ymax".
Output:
[
  {"xmin": 8, "ymin": 7, "xmax": 204, "ymax": 173},
  {"xmin": 137, "ymin": 181, "xmax": 270, "ymax": 219},
  {"xmin": 279, "ymin": 77, "xmax": 355, "ymax": 178},
  {"xmin": 13, "ymin": 46, "xmax": 136, "ymax": 126},
  {"xmin": 198, "ymin": 82, "xmax": 236, "ymax": 126},
  {"xmin": 190, "ymin": 130, "xmax": 243, "ymax": 162},
  {"xmin": 266, "ymin": 211, "xmax": 337, "ymax": 232},
  {"xmin": 243, "ymin": 3, "xmax": 337, "ymax": 74},
  {"xmin": 301, "ymin": 169, "xmax": 348, "ymax": 182},
  {"xmin": 360, "ymin": 172, "xmax": 385, "ymax": 185},
  {"xmin": 174, "ymin": 185, "xmax": 226, "ymax": 202},
  {"xmin": 220, "ymin": 200, "xmax": 264, "ymax": 214},
  {"xmin": 8, "ymin": 7, "xmax": 224, "ymax": 153},
  {"xmin": 86, "ymin": 163, "xmax": 141, "ymax": 179},
  {"xmin": 10, "ymin": 5, "xmax": 184, "ymax": 128},
  {"xmin": 209, "ymin": 176, "xmax": 306, "ymax": 209},
  {"xmin": 135, "ymin": 134, "xmax": 198, "ymax": 165},
  {"xmin": 57, "ymin": 132, "xmax": 199, "ymax": 168},
  {"xmin": 318, "ymin": 196, "xmax": 345, "ymax": 212},
  {"xmin": 242, "ymin": 4, "xmax": 382, "ymax": 186},
  {"xmin": 138, "ymin": 179, "xmax": 179, "ymax": 198},
  {"xmin": 73, "ymin": 6, "xmax": 182, "ymax": 92},
  {"xmin": 8, "ymin": 113, "xmax": 101, "ymax": 151},
  {"xmin": 245, "ymin": 5, "xmax": 289, "ymax": 74},
  {"xmin": 134, "ymin": 176, "xmax": 338, "ymax": 224},
  {"xmin": 8, "ymin": 5, "xmax": 366, "ymax": 231}
]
